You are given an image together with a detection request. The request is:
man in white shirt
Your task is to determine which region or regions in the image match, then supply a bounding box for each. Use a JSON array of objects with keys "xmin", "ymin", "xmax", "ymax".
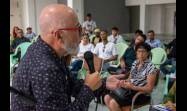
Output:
[
  {"xmin": 77, "ymin": 34, "xmax": 94, "ymax": 57},
  {"xmin": 82, "ymin": 13, "xmax": 97, "ymax": 36},
  {"xmin": 94, "ymin": 30, "xmax": 118, "ymax": 71},
  {"xmin": 108, "ymin": 27, "xmax": 125, "ymax": 44}
]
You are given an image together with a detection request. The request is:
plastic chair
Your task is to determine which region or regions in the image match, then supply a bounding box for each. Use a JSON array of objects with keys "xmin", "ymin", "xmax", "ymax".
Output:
[
  {"xmin": 129, "ymin": 69, "xmax": 160, "ymax": 111},
  {"xmin": 10, "ymin": 42, "xmax": 32, "ymax": 80},
  {"xmin": 151, "ymin": 48, "xmax": 167, "ymax": 69},
  {"xmin": 110, "ymin": 42, "xmax": 129, "ymax": 67},
  {"xmin": 17, "ymin": 42, "xmax": 32, "ymax": 59}
]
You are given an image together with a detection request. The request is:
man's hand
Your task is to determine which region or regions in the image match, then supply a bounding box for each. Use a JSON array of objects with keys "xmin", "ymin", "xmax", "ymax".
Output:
[
  {"xmin": 84, "ymin": 71, "xmax": 102, "ymax": 91},
  {"xmin": 106, "ymin": 74, "xmax": 125, "ymax": 90}
]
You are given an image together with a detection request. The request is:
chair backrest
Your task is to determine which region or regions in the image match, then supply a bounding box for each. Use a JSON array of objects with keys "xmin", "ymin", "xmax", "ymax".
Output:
[
  {"xmin": 151, "ymin": 48, "xmax": 167, "ymax": 69},
  {"xmin": 114, "ymin": 42, "xmax": 129, "ymax": 65},
  {"xmin": 15, "ymin": 42, "xmax": 32, "ymax": 59}
]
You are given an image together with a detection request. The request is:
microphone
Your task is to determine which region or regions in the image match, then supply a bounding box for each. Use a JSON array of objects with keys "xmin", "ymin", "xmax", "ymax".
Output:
[{"xmin": 84, "ymin": 51, "xmax": 95, "ymax": 73}]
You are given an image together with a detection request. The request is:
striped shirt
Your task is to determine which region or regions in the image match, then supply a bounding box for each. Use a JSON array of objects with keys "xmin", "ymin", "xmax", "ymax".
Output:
[{"xmin": 130, "ymin": 59, "xmax": 157, "ymax": 87}]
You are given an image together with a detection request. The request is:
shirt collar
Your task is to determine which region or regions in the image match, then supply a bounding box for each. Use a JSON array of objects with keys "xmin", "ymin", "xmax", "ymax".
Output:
[{"xmin": 37, "ymin": 37, "xmax": 60, "ymax": 60}]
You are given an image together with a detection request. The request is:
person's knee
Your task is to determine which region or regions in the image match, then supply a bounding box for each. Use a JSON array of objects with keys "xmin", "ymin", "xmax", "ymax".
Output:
[
  {"xmin": 109, "ymin": 99, "xmax": 120, "ymax": 108},
  {"xmin": 104, "ymin": 95, "xmax": 111, "ymax": 106}
]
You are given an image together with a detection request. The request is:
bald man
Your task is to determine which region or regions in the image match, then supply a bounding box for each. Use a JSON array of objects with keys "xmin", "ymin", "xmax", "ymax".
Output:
[{"xmin": 11, "ymin": 4, "xmax": 104, "ymax": 111}]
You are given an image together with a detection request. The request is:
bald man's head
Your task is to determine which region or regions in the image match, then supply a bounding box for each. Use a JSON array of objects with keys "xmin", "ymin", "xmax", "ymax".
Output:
[
  {"xmin": 39, "ymin": 4, "xmax": 81, "ymax": 57},
  {"xmin": 39, "ymin": 4, "xmax": 78, "ymax": 37}
]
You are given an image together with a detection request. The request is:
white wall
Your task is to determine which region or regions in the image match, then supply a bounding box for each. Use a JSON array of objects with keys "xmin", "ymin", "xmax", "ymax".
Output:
[
  {"xmin": 145, "ymin": 4, "xmax": 176, "ymax": 34},
  {"xmin": 126, "ymin": 0, "xmax": 176, "ymax": 6},
  {"xmin": 145, "ymin": 5, "xmax": 164, "ymax": 33},
  {"xmin": 10, "ymin": 0, "xmax": 23, "ymax": 32},
  {"xmin": 67, "ymin": 0, "xmax": 84, "ymax": 24},
  {"xmin": 22, "ymin": 0, "xmax": 37, "ymax": 33},
  {"xmin": 164, "ymin": 4, "xmax": 176, "ymax": 34}
]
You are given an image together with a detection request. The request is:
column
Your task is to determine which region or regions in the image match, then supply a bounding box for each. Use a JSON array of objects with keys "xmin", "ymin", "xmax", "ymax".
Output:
[
  {"xmin": 139, "ymin": 0, "xmax": 146, "ymax": 32},
  {"xmin": 22, "ymin": 0, "xmax": 37, "ymax": 34},
  {"xmin": 67, "ymin": 0, "xmax": 84, "ymax": 24}
]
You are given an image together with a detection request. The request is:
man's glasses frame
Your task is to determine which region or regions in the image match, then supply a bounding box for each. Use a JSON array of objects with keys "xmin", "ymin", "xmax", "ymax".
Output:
[{"xmin": 55, "ymin": 24, "xmax": 82, "ymax": 36}]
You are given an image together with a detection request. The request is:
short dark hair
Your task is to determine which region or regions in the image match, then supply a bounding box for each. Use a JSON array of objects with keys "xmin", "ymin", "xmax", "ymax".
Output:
[
  {"xmin": 26, "ymin": 27, "xmax": 32, "ymax": 30},
  {"xmin": 135, "ymin": 29, "xmax": 143, "ymax": 35},
  {"xmin": 82, "ymin": 33, "xmax": 89, "ymax": 38},
  {"xmin": 139, "ymin": 34, "xmax": 147, "ymax": 42},
  {"xmin": 112, "ymin": 27, "xmax": 119, "ymax": 31},
  {"xmin": 147, "ymin": 30, "xmax": 155, "ymax": 34},
  {"xmin": 135, "ymin": 42, "xmax": 151, "ymax": 53},
  {"xmin": 86, "ymin": 13, "xmax": 92, "ymax": 17},
  {"xmin": 100, "ymin": 29, "xmax": 108, "ymax": 34}
]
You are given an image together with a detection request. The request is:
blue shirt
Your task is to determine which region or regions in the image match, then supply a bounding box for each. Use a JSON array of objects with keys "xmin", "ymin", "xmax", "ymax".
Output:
[
  {"xmin": 25, "ymin": 32, "xmax": 37, "ymax": 41},
  {"xmin": 145, "ymin": 39, "xmax": 161, "ymax": 48},
  {"xmin": 11, "ymin": 37, "xmax": 106, "ymax": 111}
]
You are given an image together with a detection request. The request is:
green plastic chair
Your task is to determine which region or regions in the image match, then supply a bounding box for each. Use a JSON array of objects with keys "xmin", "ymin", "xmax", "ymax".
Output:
[
  {"xmin": 110, "ymin": 42, "xmax": 129, "ymax": 67},
  {"xmin": 10, "ymin": 42, "xmax": 32, "ymax": 80},
  {"xmin": 16, "ymin": 42, "xmax": 32, "ymax": 59},
  {"xmin": 151, "ymin": 48, "xmax": 167, "ymax": 69}
]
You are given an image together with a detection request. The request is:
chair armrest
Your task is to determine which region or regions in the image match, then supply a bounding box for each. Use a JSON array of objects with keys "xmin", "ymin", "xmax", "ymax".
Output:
[{"xmin": 131, "ymin": 92, "xmax": 149, "ymax": 111}]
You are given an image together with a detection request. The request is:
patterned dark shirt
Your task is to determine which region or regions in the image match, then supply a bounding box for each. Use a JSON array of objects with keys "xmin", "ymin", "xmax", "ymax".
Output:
[
  {"xmin": 130, "ymin": 59, "xmax": 157, "ymax": 87},
  {"xmin": 11, "ymin": 37, "xmax": 98, "ymax": 111}
]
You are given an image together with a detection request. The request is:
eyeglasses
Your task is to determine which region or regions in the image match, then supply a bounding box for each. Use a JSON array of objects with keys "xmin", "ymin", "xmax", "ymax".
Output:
[{"xmin": 55, "ymin": 24, "xmax": 82, "ymax": 36}]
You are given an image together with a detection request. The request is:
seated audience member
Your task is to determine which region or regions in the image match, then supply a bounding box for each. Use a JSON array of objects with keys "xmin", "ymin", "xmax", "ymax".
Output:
[
  {"xmin": 108, "ymin": 27, "xmax": 125, "ymax": 44},
  {"xmin": 145, "ymin": 30, "xmax": 161, "ymax": 48},
  {"xmin": 12, "ymin": 26, "xmax": 20, "ymax": 38},
  {"xmin": 163, "ymin": 81, "xmax": 176, "ymax": 111},
  {"xmin": 77, "ymin": 34, "xmax": 94, "ymax": 57},
  {"xmin": 91, "ymin": 28, "xmax": 101, "ymax": 46},
  {"xmin": 25, "ymin": 27, "xmax": 37, "ymax": 41},
  {"xmin": 82, "ymin": 13, "xmax": 97, "ymax": 36},
  {"xmin": 160, "ymin": 38, "xmax": 176, "ymax": 74},
  {"xmin": 10, "ymin": 29, "xmax": 30, "ymax": 52},
  {"xmin": 104, "ymin": 43, "xmax": 157, "ymax": 111},
  {"xmin": 93, "ymin": 30, "xmax": 118, "ymax": 71},
  {"xmin": 129, "ymin": 29, "xmax": 143, "ymax": 47},
  {"xmin": 119, "ymin": 34, "xmax": 147, "ymax": 73},
  {"xmin": 70, "ymin": 34, "xmax": 94, "ymax": 78}
]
